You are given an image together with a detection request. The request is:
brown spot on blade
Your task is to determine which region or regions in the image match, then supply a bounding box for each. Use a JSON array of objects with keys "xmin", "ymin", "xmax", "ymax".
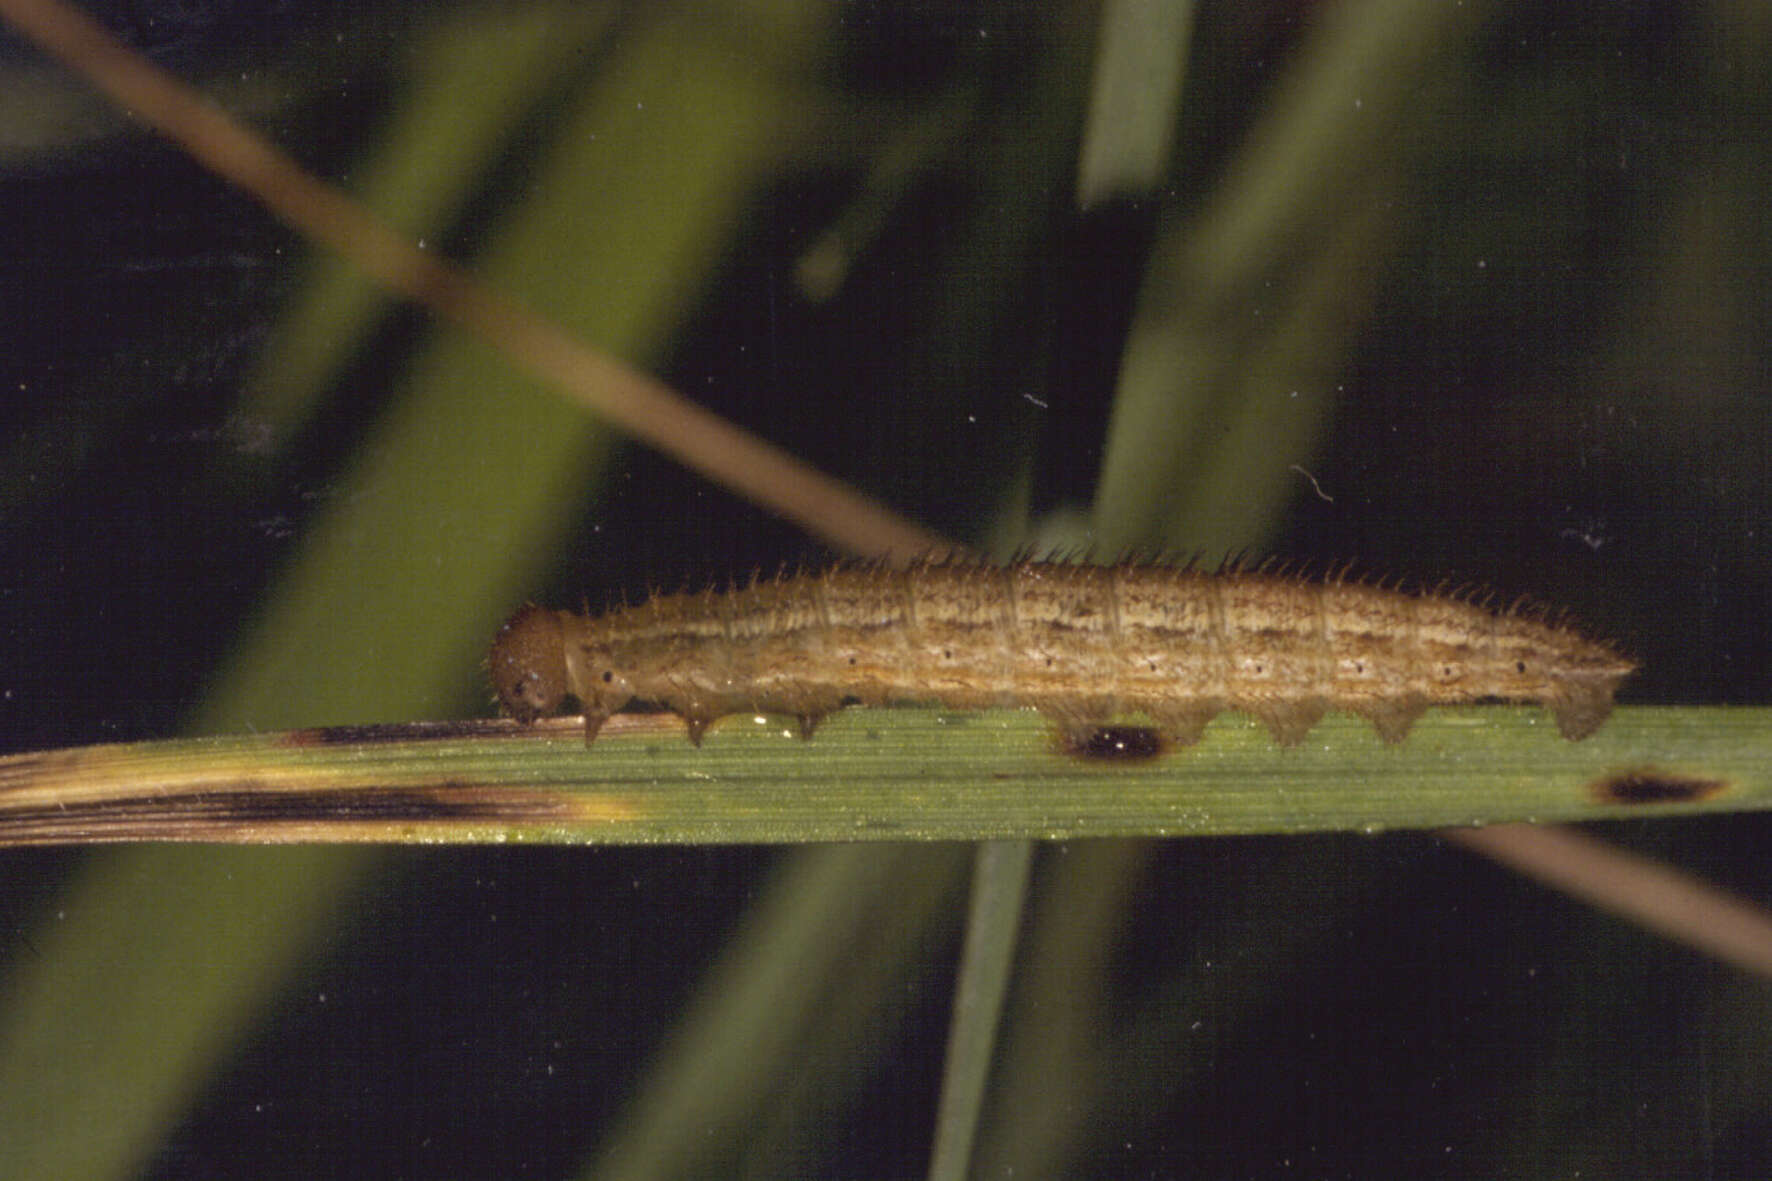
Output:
[
  {"xmin": 1064, "ymin": 725, "xmax": 1169, "ymax": 763},
  {"xmin": 286, "ymin": 719, "xmax": 537, "ymax": 745},
  {"xmin": 1590, "ymin": 767, "xmax": 1728, "ymax": 805},
  {"xmin": 0, "ymin": 781, "xmax": 583, "ymax": 846}
]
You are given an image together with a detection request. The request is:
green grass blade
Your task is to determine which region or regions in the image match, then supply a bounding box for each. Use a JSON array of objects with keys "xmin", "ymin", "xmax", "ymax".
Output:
[
  {"xmin": 927, "ymin": 840, "xmax": 1035, "ymax": 1181},
  {"xmin": 0, "ymin": 706, "xmax": 1761, "ymax": 846},
  {"xmin": 239, "ymin": 5, "xmax": 616, "ymax": 442},
  {"xmin": 0, "ymin": 847, "xmax": 375, "ymax": 1180}
]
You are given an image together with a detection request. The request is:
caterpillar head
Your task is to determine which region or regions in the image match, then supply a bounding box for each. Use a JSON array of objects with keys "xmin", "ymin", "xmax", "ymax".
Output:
[{"xmin": 489, "ymin": 605, "xmax": 568, "ymax": 722}]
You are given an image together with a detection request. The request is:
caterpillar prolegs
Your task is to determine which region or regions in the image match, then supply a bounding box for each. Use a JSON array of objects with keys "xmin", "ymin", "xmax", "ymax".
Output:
[{"xmin": 488, "ymin": 561, "xmax": 1635, "ymax": 748}]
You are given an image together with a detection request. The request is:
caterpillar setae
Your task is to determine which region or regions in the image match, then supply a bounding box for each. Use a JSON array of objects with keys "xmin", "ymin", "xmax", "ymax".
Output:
[{"xmin": 488, "ymin": 560, "xmax": 1635, "ymax": 748}]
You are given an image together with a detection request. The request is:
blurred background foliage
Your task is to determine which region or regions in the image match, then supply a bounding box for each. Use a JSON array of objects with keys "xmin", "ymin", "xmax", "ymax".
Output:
[{"xmin": 1, "ymin": 0, "xmax": 1770, "ymax": 1176}]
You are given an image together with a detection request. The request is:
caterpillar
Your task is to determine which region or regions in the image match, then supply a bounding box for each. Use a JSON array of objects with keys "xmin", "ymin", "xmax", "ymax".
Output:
[{"xmin": 488, "ymin": 561, "xmax": 1635, "ymax": 748}]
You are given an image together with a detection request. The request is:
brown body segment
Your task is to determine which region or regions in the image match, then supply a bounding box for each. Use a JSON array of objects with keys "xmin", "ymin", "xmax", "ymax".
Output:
[{"xmin": 488, "ymin": 562, "xmax": 1636, "ymax": 747}]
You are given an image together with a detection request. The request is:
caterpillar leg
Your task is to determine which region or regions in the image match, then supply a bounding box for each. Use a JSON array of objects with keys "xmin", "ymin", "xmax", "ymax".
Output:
[
  {"xmin": 1249, "ymin": 698, "xmax": 1329, "ymax": 747},
  {"xmin": 682, "ymin": 712, "xmax": 715, "ymax": 746},
  {"xmin": 1144, "ymin": 704, "xmax": 1223, "ymax": 747},
  {"xmin": 1355, "ymin": 695, "xmax": 1427, "ymax": 744},
  {"xmin": 1549, "ymin": 684, "xmax": 1616, "ymax": 741}
]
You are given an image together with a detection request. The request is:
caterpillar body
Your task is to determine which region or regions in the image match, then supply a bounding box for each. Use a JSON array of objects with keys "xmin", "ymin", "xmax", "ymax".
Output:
[{"xmin": 488, "ymin": 561, "xmax": 1635, "ymax": 748}]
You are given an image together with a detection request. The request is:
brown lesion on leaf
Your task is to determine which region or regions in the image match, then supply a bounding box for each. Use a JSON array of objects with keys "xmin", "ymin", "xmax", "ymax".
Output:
[
  {"xmin": 1061, "ymin": 724, "xmax": 1170, "ymax": 763},
  {"xmin": 285, "ymin": 719, "xmax": 532, "ymax": 745},
  {"xmin": 0, "ymin": 781, "xmax": 588, "ymax": 846},
  {"xmin": 1589, "ymin": 766, "xmax": 1729, "ymax": 805}
]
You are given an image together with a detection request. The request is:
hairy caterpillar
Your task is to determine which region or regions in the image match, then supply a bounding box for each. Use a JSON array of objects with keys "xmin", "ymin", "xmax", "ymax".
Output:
[{"xmin": 488, "ymin": 561, "xmax": 1635, "ymax": 748}]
